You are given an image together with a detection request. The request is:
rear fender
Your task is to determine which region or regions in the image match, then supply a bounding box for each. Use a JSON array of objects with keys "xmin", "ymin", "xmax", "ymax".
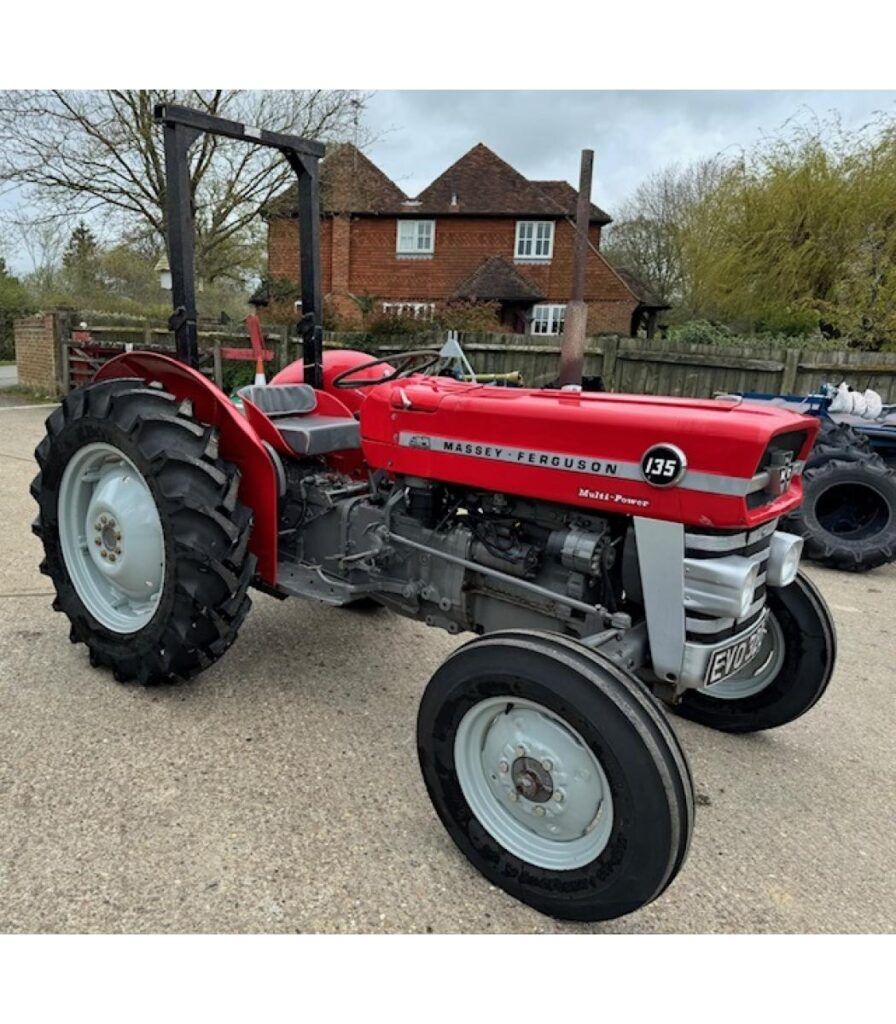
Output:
[{"xmin": 95, "ymin": 352, "xmax": 280, "ymax": 584}]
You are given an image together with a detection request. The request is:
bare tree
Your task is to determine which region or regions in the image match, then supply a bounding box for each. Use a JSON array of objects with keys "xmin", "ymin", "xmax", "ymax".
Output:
[
  {"xmin": 603, "ymin": 159, "xmax": 723, "ymax": 310},
  {"xmin": 0, "ymin": 89, "xmax": 369, "ymax": 282}
]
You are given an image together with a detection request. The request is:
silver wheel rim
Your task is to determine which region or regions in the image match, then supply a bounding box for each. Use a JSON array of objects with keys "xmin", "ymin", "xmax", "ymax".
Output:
[
  {"xmin": 454, "ymin": 696, "xmax": 614, "ymax": 870},
  {"xmin": 57, "ymin": 441, "xmax": 165, "ymax": 634},
  {"xmin": 698, "ymin": 613, "xmax": 785, "ymax": 700}
]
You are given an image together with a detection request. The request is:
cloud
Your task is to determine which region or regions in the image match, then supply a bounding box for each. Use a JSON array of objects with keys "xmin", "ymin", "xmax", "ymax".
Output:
[{"xmin": 364, "ymin": 90, "xmax": 896, "ymax": 213}]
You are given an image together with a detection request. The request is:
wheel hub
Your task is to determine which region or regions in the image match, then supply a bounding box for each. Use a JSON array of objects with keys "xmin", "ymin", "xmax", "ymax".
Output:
[
  {"xmin": 511, "ymin": 756, "xmax": 553, "ymax": 802},
  {"xmin": 454, "ymin": 697, "xmax": 615, "ymax": 870},
  {"xmin": 58, "ymin": 442, "xmax": 165, "ymax": 634}
]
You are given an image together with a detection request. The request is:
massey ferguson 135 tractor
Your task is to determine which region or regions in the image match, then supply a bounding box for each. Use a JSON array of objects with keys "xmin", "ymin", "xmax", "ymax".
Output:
[{"xmin": 31, "ymin": 106, "xmax": 836, "ymax": 923}]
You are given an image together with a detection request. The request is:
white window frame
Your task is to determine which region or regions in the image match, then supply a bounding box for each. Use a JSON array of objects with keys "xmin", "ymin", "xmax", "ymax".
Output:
[
  {"xmin": 515, "ymin": 220, "xmax": 554, "ymax": 261},
  {"xmin": 530, "ymin": 303, "xmax": 566, "ymax": 335},
  {"xmin": 396, "ymin": 219, "xmax": 435, "ymax": 255},
  {"xmin": 382, "ymin": 301, "xmax": 436, "ymax": 321}
]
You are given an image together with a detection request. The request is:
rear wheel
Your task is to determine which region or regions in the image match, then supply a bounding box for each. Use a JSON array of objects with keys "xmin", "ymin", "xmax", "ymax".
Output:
[
  {"xmin": 31, "ymin": 378, "xmax": 256, "ymax": 684},
  {"xmin": 417, "ymin": 630, "xmax": 694, "ymax": 922},
  {"xmin": 671, "ymin": 572, "xmax": 836, "ymax": 733}
]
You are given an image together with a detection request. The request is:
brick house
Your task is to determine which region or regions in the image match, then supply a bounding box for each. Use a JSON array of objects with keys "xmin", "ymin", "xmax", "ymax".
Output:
[{"xmin": 262, "ymin": 142, "xmax": 667, "ymax": 336}]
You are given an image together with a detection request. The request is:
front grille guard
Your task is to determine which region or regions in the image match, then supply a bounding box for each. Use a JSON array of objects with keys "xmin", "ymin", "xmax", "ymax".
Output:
[{"xmin": 633, "ymin": 516, "xmax": 783, "ymax": 691}]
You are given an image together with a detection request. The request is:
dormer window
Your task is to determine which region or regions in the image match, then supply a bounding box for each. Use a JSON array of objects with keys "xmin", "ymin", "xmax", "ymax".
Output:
[
  {"xmin": 515, "ymin": 220, "xmax": 554, "ymax": 261},
  {"xmin": 397, "ymin": 219, "xmax": 435, "ymax": 255}
]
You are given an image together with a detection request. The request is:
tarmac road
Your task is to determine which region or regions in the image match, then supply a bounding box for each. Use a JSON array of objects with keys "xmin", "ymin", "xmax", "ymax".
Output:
[{"xmin": 0, "ymin": 397, "xmax": 893, "ymax": 933}]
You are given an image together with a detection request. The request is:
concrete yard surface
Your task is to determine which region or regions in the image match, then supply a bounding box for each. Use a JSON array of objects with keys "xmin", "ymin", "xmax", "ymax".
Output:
[{"xmin": 0, "ymin": 400, "xmax": 894, "ymax": 933}]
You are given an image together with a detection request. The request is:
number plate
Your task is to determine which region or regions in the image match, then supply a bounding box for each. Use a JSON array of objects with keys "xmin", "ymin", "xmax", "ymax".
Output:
[{"xmin": 704, "ymin": 612, "xmax": 769, "ymax": 687}]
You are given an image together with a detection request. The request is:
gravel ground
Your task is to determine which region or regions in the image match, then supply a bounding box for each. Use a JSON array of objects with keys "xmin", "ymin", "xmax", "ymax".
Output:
[{"xmin": 0, "ymin": 398, "xmax": 894, "ymax": 933}]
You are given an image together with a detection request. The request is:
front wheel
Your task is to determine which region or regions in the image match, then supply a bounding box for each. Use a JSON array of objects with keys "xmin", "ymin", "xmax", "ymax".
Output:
[
  {"xmin": 417, "ymin": 631, "xmax": 694, "ymax": 922},
  {"xmin": 670, "ymin": 571, "xmax": 836, "ymax": 733}
]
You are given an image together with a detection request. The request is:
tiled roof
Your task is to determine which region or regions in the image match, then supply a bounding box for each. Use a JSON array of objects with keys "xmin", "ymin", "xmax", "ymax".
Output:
[
  {"xmin": 452, "ymin": 256, "xmax": 546, "ymax": 302},
  {"xmin": 263, "ymin": 143, "xmax": 407, "ymax": 217},
  {"xmin": 265, "ymin": 142, "xmax": 612, "ymax": 223},
  {"xmin": 412, "ymin": 144, "xmax": 610, "ymax": 222}
]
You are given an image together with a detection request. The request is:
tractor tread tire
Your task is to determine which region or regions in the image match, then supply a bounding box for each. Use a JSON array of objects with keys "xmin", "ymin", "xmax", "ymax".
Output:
[
  {"xmin": 31, "ymin": 378, "xmax": 256, "ymax": 684},
  {"xmin": 785, "ymin": 455, "xmax": 896, "ymax": 572}
]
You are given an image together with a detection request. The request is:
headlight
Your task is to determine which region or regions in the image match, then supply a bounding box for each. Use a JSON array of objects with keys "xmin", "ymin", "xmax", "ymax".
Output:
[
  {"xmin": 684, "ymin": 555, "xmax": 760, "ymax": 620},
  {"xmin": 767, "ymin": 531, "xmax": 803, "ymax": 588}
]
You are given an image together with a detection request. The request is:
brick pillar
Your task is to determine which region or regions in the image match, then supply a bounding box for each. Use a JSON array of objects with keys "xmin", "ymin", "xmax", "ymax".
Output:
[
  {"xmin": 331, "ymin": 215, "xmax": 351, "ymax": 295},
  {"xmin": 328, "ymin": 215, "xmax": 359, "ymax": 324},
  {"xmin": 14, "ymin": 313, "xmax": 62, "ymax": 395}
]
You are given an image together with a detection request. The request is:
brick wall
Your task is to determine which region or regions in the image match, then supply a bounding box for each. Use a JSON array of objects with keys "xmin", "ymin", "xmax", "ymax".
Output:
[
  {"xmin": 14, "ymin": 314, "xmax": 60, "ymax": 394},
  {"xmin": 267, "ymin": 215, "xmax": 638, "ymax": 332}
]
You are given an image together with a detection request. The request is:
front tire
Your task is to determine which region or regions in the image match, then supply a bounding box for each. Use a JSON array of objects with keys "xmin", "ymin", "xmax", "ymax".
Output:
[
  {"xmin": 417, "ymin": 630, "xmax": 694, "ymax": 922},
  {"xmin": 31, "ymin": 378, "xmax": 256, "ymax": 684},
  {"xmin": 671, "ymin": 572, "xmax": 836, "ymax": 733}
]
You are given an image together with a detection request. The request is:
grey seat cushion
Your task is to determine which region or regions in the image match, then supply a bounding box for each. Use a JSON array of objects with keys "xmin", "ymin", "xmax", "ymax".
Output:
[
  {"xmin": 276, "ymin": 415, "xmax": 361, "ymax": 455},
  {"xmin": 238, "ymin": 384, "xmax": 317, "ymax": 417}
]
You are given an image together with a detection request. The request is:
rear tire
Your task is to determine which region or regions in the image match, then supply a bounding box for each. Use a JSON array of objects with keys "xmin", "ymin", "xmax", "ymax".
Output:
[
  {"xmin": 671, "ymin": 572, "xmax": 836, "ymax": 733},
  {"xmin": 31, "ymin": 378, "xmax": 256, "ymax": 684},
  {"xmin": 786, "ymin": 455, "xmax": 896, "ymax": 571},
  {"xmin": 417, "ymin": 630, "xmax": 694, "ymax": 922}
]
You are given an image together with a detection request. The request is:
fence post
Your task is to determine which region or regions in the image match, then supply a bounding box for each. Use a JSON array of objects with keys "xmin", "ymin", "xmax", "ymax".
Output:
[
  {"xmin": 212, "ymin": 339, "xmax": 223, "ymax": 389},
  {"xmin": 781, "ymin": 347, "xmax": 801, "ymax": 394},
  {"xmin": 56, "ymin": 311, "xmax": 71, "ymax": 395},
  {"xmin": 278, "ymin": 325, "xmax": 289, "ymax": 373},
  {"xmin": 143, "ymin": 320, "xmax": 152, "ymax": 347},
  {"xmin": 601, "ymin": 335, "xmax": 619, "ymax": 391}
]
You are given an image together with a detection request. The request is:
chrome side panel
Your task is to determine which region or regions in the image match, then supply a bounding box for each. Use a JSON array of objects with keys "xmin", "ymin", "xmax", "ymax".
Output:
[{"xmin": 633, "ymin": 517, "xmax": 686, "ymax": 682}]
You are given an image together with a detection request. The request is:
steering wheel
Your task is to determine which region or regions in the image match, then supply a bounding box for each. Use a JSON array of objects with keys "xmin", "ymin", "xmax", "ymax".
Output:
[{"xmin": 332, "ymin": 349, "xmax": 443, "ymax": 390}]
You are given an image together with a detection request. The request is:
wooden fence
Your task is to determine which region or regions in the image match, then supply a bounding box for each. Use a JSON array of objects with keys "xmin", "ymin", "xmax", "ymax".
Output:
[
  {"xmin": 52, "ymin": 316, "xmax": 896, "ymax": 401},
  {"xmin": 324, "ymin": 331, "xmax": 896, "ymax": 402}
]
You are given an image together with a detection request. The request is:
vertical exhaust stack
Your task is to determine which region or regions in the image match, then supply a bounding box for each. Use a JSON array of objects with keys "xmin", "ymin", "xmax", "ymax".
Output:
[{"xmin": 557, "ymin": 149, "xmax": 594, "ymax": 388}]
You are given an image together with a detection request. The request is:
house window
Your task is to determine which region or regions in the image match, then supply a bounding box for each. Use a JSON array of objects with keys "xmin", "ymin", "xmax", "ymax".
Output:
[
  {"xmin": 515, "ymin": 221, "xmax": 554, "ymax": 260},
  {"xmin": 382, "ymin": 301, "xmax": 435, "ymax": 320},
  {"xmin": 396, "ymin": 219, "xmax": 435, "ymax": 255},
  {"xmin": 530, "ymin": 304, "xmax": 566, "ymax": 335}
]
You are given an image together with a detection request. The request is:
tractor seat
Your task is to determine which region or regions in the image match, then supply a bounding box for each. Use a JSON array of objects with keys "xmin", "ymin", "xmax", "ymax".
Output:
[{"xmin": 238, "ymin": 384, "xmax": 361, "ymax": 455}]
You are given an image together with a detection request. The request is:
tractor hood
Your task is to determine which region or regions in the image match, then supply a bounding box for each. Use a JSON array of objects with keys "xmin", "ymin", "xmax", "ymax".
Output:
[{"xmin": 359, "ymin": 379, "xmax": 818, "ymax": 529}]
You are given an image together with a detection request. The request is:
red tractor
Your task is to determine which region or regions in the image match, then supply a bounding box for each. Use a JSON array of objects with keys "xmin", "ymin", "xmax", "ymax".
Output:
[{"xmin": 31, "ymin": 106, "xmax": 835, "ymax": 923}]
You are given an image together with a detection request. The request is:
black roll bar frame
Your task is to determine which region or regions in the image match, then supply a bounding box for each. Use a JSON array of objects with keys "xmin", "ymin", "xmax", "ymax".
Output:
[{"xmin": 154, "ymin": 102, "xmax": 325, "ymax": 388}]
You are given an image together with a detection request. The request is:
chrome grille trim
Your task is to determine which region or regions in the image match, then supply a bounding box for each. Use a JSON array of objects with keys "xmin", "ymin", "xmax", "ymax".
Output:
[{"xmin": 682, "ymin": 523, "xmax": 775, "ymax": 643}]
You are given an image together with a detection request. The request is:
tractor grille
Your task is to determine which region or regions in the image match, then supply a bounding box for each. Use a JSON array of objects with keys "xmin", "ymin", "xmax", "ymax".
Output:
[
  {"xmin": 747, "ymin": 430, "xmax": 809, "ymax": 510},
  {"xmin": 683, "ymin": 519, "xmax": 777, "ymax": 644}
]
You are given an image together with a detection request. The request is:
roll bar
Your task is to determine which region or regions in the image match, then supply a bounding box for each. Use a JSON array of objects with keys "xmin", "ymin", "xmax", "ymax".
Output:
[{"xmin": 154, "ymin": 102, "xmax": 325, "ymax": 388}]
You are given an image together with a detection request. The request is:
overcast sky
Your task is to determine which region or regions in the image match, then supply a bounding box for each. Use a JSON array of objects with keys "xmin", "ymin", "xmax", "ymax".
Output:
[
  {"xmin": 2, "ymin": 90, "xmax": 895, "ymax": 273},
  {"xmin": 362, "ymin": 90, "xmax": 896, "ymax": 212}
]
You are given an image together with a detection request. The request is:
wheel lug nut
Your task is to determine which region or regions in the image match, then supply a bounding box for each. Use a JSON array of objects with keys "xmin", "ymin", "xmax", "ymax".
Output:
[
  {"xmin": 100, "ymin": 550, "xmax": 108, "ymax": 559},
  {"xmin": 94, "ymin": 538, "xmax": 101, "ymax": 546},
  {"xmin": 108, "ymin": 554, "xmax": 117, "ymax": 563},
  {"xmin": 542, "ymin": 759, "xmax": 553, "ymax": 772},
  {"xmin": 498, "ymin": 761, "xmax": 509, "ymax": 773},
  {"xmin": 554, "ymin": 791, "xmax": 564, "ymax": 803},
  {"xmin": 515, "ymin": 745, "xmax": 525, "ymax": 757},
  {"xmin": 533, "ymin": 806, "xmax": 545, "ymax": 817}
]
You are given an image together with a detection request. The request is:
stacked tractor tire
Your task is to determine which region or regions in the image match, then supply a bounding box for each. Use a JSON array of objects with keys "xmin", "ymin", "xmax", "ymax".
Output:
[{"xmin": 783, "ymin": 418, "xmax": 896, "ymax": 572}]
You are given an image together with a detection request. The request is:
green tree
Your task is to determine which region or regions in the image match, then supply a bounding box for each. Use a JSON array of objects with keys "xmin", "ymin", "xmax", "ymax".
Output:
[
  {"xmin": 62, "ymin": 220, "xmax": 101, "ymax": 295},
  {"xmin": 611, "ymin": 109, "xmax": 896, "ymax": 348},
  {"xmin": 0, "ymin": 258, "xmax": 32, "ymax": 360}
]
